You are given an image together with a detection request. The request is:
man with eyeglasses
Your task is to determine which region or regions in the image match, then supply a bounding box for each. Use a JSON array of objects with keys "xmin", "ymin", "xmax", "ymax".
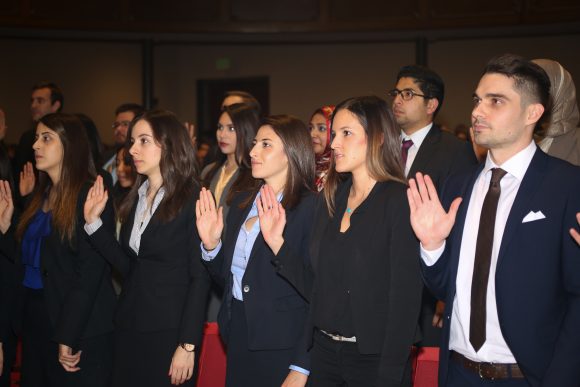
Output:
[
  {"xmin": 103, "ymin": 103, "xmax": 144, "ymax": 184},
  {"xmin": 389, "ymin": 65, "xmax": 477, "ymax": 349}
]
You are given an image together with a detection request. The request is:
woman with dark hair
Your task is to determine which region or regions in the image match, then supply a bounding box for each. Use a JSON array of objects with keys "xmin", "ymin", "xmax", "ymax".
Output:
[
  {"xmin": 196, "ymin": 115, "xmax": 316, "ymax": 387},
  {"xmin": 111, "ymin": 146, "xmax": 136, "ymax": 213},
  {"xmin": 308, "ymin": 105, "xmax": 335, "ymax": 191},
  {"xmin": 270, "ymin": 96, "xmax": 423, "ymax": 386},
  {"xmin": 0, "ymin": 113, "xmax": 117, "ymax": 387},
  {"xmin": 202, "ymin": 103, "xmax": 260, "ymax": 223},
  {"xmin": 83, "ymin": 110, "xmax": 210, "ymax": 387}
]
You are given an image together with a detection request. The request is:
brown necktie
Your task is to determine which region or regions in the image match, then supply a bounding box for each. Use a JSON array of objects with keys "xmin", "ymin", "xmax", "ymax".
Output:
[
  {"xmin": 469, "ymin": 167, "xmax": 507, "ymax": 352},
  {"xmin": 401, "ymin": 139, "xmax": 414, "ymax": 165}
]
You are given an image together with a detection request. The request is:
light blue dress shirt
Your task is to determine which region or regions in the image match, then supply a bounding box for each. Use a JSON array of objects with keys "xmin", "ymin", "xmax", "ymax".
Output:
[{"xmin": 201, "ymin": 192, "xmax": 309, "ymax": 376}]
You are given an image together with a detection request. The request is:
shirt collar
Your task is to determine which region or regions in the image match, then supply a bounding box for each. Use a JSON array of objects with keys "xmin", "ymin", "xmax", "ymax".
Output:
[
  {"xmin": 401, "ymin": 122, "xmax": 433, "ymax": 150},
  {"xmin": 137, "ymin": 180, "xmax": 165, "ymax": 198},
  {"xmin": 483, "ymin": 140, "xmax": 537, "ymax": 182}
]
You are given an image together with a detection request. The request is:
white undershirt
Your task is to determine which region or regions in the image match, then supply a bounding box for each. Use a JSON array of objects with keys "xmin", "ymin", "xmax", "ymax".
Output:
[{"xmin": 421, "ymin": 141, "xmax": 537, "ymax": 363}]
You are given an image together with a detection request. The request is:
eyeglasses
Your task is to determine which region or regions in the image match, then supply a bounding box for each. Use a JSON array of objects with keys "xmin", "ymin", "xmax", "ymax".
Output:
[
  {"xmin": 388, "ymin": 89, "xmax": 430, "ymax": 101},
  {"xmin": 112, "ymin": 120, "xmax": 131, "ymax": 129}
]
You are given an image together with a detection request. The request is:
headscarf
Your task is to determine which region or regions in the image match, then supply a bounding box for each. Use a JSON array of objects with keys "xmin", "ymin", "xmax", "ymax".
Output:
[
  {"xmin": 312, "ymin": 105, "xmax": 335, "ymax": 191},
  {"xmin": 532, "ymin": 59, "xmax": 580, "ymax": 165}
]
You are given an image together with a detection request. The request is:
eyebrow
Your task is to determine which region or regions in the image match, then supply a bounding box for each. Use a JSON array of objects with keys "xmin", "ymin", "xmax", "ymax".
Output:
[
  {"xmin": 473, "ymin": 92, "xmax": 510, "ymax": 100},
  {"xmin": 255, "ymin": 137, "xmax": 272, "ymax": 141},
  {"xmin": 37, "ymin": 131, "xmax": 54, "ymax": 136}
]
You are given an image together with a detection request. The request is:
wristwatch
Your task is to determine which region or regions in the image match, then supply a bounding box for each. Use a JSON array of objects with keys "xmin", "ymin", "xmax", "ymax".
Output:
[{"xmin": 180, "ymin": 343, "xmax": 195, "ymax": 352}]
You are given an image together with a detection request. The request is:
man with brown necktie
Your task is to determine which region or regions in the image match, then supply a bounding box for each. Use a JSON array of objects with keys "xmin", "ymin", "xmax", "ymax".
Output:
[{"xmin": 407, "ymin": 54, "xmax": 580, "ymax": 386}]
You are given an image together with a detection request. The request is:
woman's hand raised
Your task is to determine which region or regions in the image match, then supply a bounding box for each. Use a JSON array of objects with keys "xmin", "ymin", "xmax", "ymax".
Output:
[
  {"xmin": 195, "ymin": 188, "xmax": 223, "ymax": 251},
  {"xmin": 0, "ymin": 180, "xmax": 14, "ymax": 234},
  {"xmin": 257, "ymin": 185, "xmax": 286, "ymax": 255},
  {"xmin": 84, "ymin": 175, "xmax": 109, "ymax": 225}
]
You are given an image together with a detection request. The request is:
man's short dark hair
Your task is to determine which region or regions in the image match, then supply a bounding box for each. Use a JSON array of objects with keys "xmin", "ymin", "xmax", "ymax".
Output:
[
  {"xmin": 223, "ymin": 90, "xmax": 262, "ymax": 113},
  {"xmin": 115, "ymin": 103, "xmax": 145, "ymax": 118},
  {"xmin": 396, "ymin": 65, "xmax": 445, "ymax": 117},
  {"xmin": 483, "ymin": 54, "xmax": 551, "ymax": 133},
  {"xmin": 32, "ymin": 81, "xmax": 64, "ymax": 111}
]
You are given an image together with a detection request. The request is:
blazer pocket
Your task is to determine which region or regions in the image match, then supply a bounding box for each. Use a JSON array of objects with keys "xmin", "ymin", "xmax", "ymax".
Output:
[{"xmin": 274, "ymin": 294, "xmax": 307, "ymax": 311}]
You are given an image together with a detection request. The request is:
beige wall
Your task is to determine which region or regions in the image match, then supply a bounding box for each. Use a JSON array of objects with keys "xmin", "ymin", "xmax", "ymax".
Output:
[
  {"xmin": 1, "ymin": 33, "xmax": 579, "ymax": 148},
  {"xmin": 0, "ymin": 39, "xmax": 142, "ymax": 145}
]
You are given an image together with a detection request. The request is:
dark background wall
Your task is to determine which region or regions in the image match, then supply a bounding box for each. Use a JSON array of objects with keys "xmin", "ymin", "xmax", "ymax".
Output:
[{"xmin": 1, "ymin": 0, "xmax": 579, "ymax": 145}]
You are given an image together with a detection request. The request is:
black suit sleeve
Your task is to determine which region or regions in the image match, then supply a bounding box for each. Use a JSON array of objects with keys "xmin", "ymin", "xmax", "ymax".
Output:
[
  {"xmin": 178, "ymin": 205, "xmax": 211, "ymax": 346},
  {"xmin": 86, "ymin": 217, "xmax": 131, "ymax": 277},
  {"xmin": 378, "ymin": 188, "xmax": 423, "ymax": 386},
  {"xmin": 52, "ymin": 187, "xmax": 116, "ymax": 349}
]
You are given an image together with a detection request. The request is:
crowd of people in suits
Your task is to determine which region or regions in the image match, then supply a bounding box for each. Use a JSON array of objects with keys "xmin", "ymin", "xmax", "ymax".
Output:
[{"xmin": 0, "ymin": 53, "xmax": 579, "ymax": 387}]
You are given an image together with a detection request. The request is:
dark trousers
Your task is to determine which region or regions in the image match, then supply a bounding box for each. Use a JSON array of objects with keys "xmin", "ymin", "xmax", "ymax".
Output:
[
  {"xmin": 20, "ymin": 288, "xmax": 113, "ymax": 387},
  {"xmin": 225, "ymin": 299, "xmax": 294, "ymax": 387},
  {"xmin": 310, "ymin": 330, "xmax": 383, "ymax": 387},
  {"xmin": 447, "ymin": 359, "xmax": 530, "ymax": 387},
  {"xmin": 112, "ymin": 328, "xmax": 196, "ymax": 387},
  {"xmin": 0, "ymin": 330, "xmax": 17, "ymax": 387}
]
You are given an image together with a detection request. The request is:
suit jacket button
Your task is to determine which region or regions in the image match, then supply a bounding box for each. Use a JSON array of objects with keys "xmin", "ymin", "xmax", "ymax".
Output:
[{"xmin": 243, "ymin": 285, "xmax": 250, "ymax": 293}]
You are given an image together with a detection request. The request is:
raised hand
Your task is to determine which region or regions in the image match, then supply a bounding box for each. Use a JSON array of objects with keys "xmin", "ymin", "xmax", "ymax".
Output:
[
  {"xmin": 0, "ymin": 180, "xmax": 14, "ymax": 234},
  {"xmin": 19, "ymin": 162, "xmax": 36, "ymax": 197},
  {"xmin": 195, "ymin": 188, "xmax": 223, "ymax": 251},
  {"xmin": 571, "ymin": 212, "xmax": 580, "ymax": 245},
  {"xmin": 84, "ymin": 175, "xmax": 109, "ymax": 224},
  {"xmin": 407, "ymin": 172, "xmax": 462, "ymax": 251},
  {"xmin": 257, "ymin": 185, "xmax": 286, "ymax": 255}
]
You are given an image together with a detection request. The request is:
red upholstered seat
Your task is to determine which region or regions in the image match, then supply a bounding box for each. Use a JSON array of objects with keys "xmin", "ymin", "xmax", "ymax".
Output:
[
  {"xmin": 197, "ymin": 322, "xmax": 227, "ymax": 387},
  {"xmin": 412, "ymin": 346, "xmax": 439, "ymax": 387}
]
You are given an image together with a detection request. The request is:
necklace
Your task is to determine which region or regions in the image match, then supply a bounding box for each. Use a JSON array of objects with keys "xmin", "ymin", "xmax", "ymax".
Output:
[
  {"xmin": 346, "ymin": 207, "xmax": 353, "ymax": 214},
  {"xmin": 345, "ymin": 180, "xmax": 376, "ymax": 215}
]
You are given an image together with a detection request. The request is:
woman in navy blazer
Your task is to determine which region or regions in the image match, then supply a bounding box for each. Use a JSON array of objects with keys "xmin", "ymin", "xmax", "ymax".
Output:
[
  {"xmin": 0, "ymin": 113, "xmax": 117, "ymax": 387},
  {"xmin": 83, "ymin": 110, "xmax": 211, "ymax": 387},
  {"xmin": 196, "ymin": 115, "xmax": 316, "ymax": 387}
]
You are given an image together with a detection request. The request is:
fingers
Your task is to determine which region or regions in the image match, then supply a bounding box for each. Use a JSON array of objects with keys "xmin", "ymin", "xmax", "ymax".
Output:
[
  {"xmin": 423, "ymin": 174, "xmax": 440, "ymax": 203},
  {"xmin": 447, "ymin": 197, "xmax": 463, "ymax": 221}
]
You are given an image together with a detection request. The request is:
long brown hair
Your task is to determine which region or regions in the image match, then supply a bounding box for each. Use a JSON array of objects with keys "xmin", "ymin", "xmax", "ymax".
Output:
[
  {"xmin": 203, "ymin": 103, "xmax": 260, "ymax": 204},
  {"xmin": 16, "ymin": 113, "xmax": 96, "ymax": 242},
  {"xmin": 118, "ymin": 110, "xmax": 200, "ymax": 223},
  {"xmin": 324, "ymin": 96, "xmax": 406, "ymax": 216},
  {"xmin": 242, "ymin": 115, "xmax": 315, "ymax": 210}
]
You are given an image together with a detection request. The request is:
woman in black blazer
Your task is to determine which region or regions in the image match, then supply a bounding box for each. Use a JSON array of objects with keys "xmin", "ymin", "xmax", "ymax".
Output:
[
  {"xmin": 267, "ymin": 96, "xmax": 423, "ymax": 387},
  {"xmin": 196, "ymin": 115, "xmax": 316, "ymax": 387},
  {"xmin": 0, "ymin": 113, "xmax": 117, "ymax": 387},
  {"xmin": 83, "ymin": 110, "xmax": 211, "ymax": 387}
]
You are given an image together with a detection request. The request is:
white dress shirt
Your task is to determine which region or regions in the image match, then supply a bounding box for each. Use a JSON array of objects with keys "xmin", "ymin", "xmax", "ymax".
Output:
[
  {"xmin": 422, "ymin": 140, "xmax": 537, "ymax": 363},
  {"xmin": 402, "ymin": 123, "xmax": 433, "ymax": 177}
]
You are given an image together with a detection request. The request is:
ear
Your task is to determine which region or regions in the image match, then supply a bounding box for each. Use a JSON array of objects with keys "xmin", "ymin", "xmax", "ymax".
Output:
[
  {"xmin": 525, "ymin": 103, "xmax": 545, "ymax": 127},
  {"xmin": 51, "ymin": 100, "xmax": 61, "ymax": 113},
  {"xmin": 426, "ymin": 98, "xmax": 439, "ymax": 116}
]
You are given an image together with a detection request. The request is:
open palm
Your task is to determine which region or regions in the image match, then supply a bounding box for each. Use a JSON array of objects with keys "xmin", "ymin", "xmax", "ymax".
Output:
[
  {"xmin": 257, "ymin": 185, "xmax": 286, "ymax": 254},
  {"xmin": 84, "ymin": 175, "xmax": 109, "ymax": 224},
  {"xmin": 195, "ymin": 188, "xmax": 223, "ymax": 251},
  {"xmin": 0, "ymin": 180, "xmax": 14, "ymax": 234},
  {"xmin": 407, "ymin": 173, "xmax": 462, "ymax": 250}
]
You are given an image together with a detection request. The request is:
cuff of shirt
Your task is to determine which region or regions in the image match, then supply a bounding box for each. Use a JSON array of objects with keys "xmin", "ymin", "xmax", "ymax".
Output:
[
  {"xmin": 84, "ymin": 218, "xmax": 103, "ymax": 236},
  {"xmin": 420, "ymin": 241, "xmax": 446, "ymax": 266},
  {"xmin": 200, "ymin": 240, "xmax": 222, "ymax": 261},
  {"xmin": 289, "ymin": 365, "xmax": 310, "ymax": 376}
]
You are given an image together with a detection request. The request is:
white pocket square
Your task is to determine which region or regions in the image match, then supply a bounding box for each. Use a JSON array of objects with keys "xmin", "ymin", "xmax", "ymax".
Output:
[{"xmin": 522, "ymin": 211, "xmax": 546, "ymax": 223}]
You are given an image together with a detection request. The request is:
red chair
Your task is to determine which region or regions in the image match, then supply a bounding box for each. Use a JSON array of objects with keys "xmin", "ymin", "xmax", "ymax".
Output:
[
  {"xmin": 196, "ymin": 322, "xmax": 227, "ymax": 387},
  {"xmin": 412, "ymin": 346, "xmax": 439, "ymax": 387}
]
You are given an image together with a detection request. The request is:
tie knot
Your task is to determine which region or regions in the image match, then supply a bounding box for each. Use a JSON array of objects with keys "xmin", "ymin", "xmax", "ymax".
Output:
[
  {"xmin": 402, "ymin": 139, "xmax": 414, "ymax": 151},
  {"xmin": 490, "ymin": 168, "xmax": 507, "ymax": 185}
]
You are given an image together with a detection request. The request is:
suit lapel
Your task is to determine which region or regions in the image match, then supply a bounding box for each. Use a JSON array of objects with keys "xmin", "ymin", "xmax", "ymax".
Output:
[
  {"xmin": 408, "ymin": 125, "xmax": 440, "ymax": 177},
  {"xmin": 496, "ymin": 150, "xmax": 547, "ymax": 268}
]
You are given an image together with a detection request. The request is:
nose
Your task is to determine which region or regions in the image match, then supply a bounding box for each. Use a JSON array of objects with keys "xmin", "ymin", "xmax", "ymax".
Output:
[
  {"xmin": 249, "ymin": 143, "xmax": 258, "ymax": 158},
  {"xmin": 330, "ymin": 135, "xmax": 340, "ymax": 150},
  {"xmin": 129, "ymin": 142, "xmax": 137, "ymax": 157},
  {"xmin": 472, "ymin": 102, "xmax": 485, "ymax": 122},
  {"xmin": 32, "ymin": 137, "xmax": 40, "ymax": 150}
]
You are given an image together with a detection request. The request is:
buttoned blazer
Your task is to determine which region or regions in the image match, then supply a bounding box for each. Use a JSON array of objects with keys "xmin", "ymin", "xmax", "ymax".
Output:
[
  {"xmin": 86, "ymin": 190, "xmax": 211, "ymax": 346},
  {"xmin": 203, "ymin": 189, "xmax": 316, "ymax": 370},
  {"xmin": 0, "ymin": 183, "xmax": 117, "ymax": 350},
  {"xmin": 407, "ymin": 125, "xmax": 478, "ymax": 187},
  {"xmin": 422, "ymin": 150, "xmax": 580, "ymax": 387}
]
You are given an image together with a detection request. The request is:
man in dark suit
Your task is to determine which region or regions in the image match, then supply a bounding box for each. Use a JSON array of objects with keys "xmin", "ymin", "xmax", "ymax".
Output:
[
  {"xmin": 408, "ymin": 54, "xmax": 580, "ymax": 386},
  {"xmin": 389, "ymin": 65, "xmax": 477, "ymax": 346}
]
